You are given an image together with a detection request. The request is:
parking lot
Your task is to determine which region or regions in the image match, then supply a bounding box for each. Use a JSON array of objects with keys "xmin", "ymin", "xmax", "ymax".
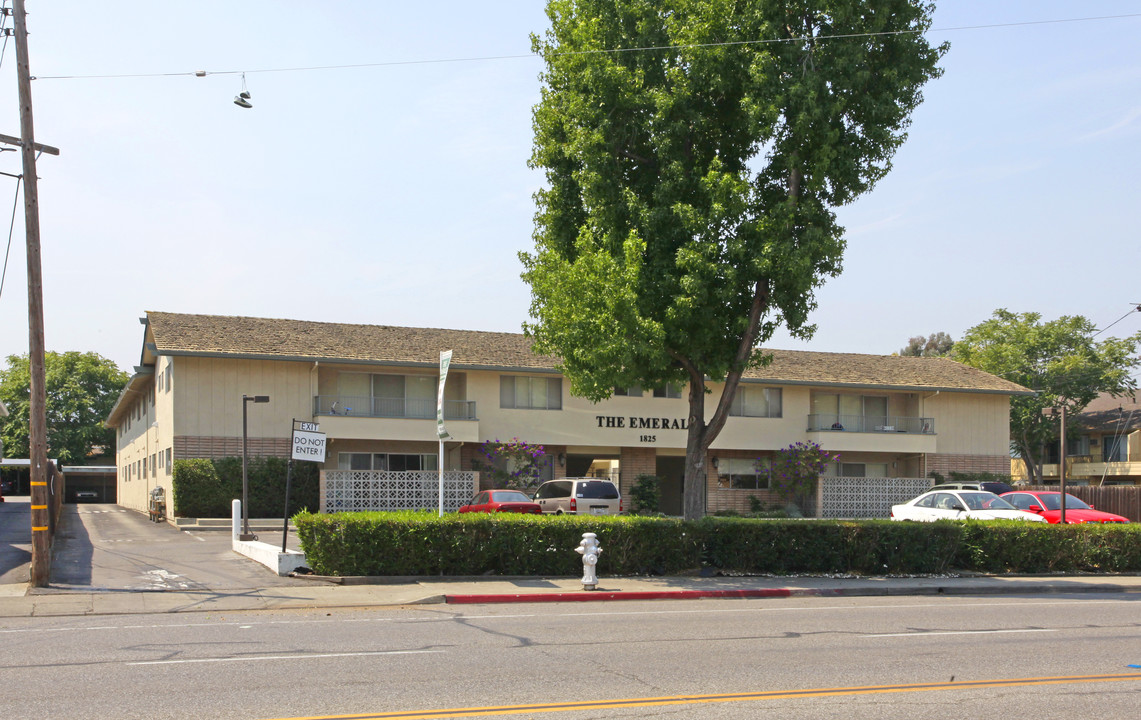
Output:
[{"xmin": 1, "ymin": 498, "xmax": 310, "ymax": 592}]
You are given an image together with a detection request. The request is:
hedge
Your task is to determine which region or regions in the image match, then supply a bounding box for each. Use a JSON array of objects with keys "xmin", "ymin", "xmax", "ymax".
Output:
[
  {"xmin": 292, "ymin": 513, "xmax": 1141, "ymax": 577},
  {"xmin": 172, "ymin": 456, "xmax": 319, "ymax": 518}
]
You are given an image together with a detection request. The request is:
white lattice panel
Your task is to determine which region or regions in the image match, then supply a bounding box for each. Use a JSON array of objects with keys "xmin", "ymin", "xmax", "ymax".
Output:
[
  {"xmin": 820, "ymin": 476, "xmax": 930, "ymax": 519},
  {"xmin": 323, "ymin": 470, "xmax": 477, "ymax": 512}
]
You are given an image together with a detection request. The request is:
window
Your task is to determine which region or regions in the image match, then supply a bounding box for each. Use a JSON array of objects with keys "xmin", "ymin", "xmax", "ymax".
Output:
[
  {"xmin": 165, "ymin": 363, "xmax": 172, "ymax": 392},
  {"xmin": 500, "ymin": 376, "xmax": 562, "ymax": 410},
  {"xmin": 717, "ymin": 457, "xmax": 770, "ymax": 489},
  {"xmin": 830, "ymin": 462, "xmax": 889, "ymax": 478},
  {"xmin": 165, "ymin": 448, "xmax": 172, "ymax": 474},
  {"xmin": 337, "ymin": 372, "xmax": 438, "ymax": 418},
  {"xmin": 729, "ymin": 386, "xmax": 782, "ymax": 418},
  {"xmin": 812, "ymin": 393, "xmax": 888, "ymax": 431},
  {"xmin": 337, "ymin": 452, "xmax": 438, "ymax": 471},
  {"xmin": 613, "ymin": 385, "xmax": 643, "ymax": 397},
  {"xmin": 1104, "ymin": 435, "xmax": 1126, "ymax": 463},
  {"xmin": 653, "ymin": 384, "xmax": 683, "ymax": 399}
]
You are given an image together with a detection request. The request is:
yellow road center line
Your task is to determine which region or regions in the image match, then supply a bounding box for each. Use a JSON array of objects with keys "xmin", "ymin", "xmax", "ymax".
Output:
[{"xmin": 262, "ymin": 672, "xmax": 1141, "ymax": 720}]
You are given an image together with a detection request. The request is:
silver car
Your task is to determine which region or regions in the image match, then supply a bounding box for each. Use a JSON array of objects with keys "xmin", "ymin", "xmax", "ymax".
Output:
[{"xmin": 533, "ymin": 478, "xmax": 623, "ymax": 515}]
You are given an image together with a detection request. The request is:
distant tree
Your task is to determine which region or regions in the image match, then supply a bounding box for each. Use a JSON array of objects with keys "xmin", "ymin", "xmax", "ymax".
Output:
[
  {"xmin": 522, "ymin": 0, "xmax": 947, "ymax": 520},
  {"xmin": 0, "ymin": 351, "xmax": 129, "ymax": 465},
  {"xmin": 899, "ymin": 331, "xmax": 953, "ymax": 357},
  {"xmin": 952, "ymin": 310, "xmax": 1141, "ymax": 485}
]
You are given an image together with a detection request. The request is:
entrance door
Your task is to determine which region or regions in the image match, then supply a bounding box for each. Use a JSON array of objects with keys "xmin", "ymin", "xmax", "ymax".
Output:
[{"xmin": 656, "ymin": 456, "xmax": 686, "ymax": 516}]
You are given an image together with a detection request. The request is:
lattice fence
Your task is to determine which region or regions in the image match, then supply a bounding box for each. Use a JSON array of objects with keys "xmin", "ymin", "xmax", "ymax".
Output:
[
  {"xmin": 819, "ymin": 476, "xmax": 930, "ymax": 519},
  {"xmin": 321, "ymin": 470, "xmax": 478, "ymax": 513}
]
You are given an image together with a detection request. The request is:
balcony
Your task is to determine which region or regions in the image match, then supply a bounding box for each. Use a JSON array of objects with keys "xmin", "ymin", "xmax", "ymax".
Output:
[
  {"xmin": 807, "ymin": 414, "xmax": 934, "ymax": 434},
  {"xmin": 313, "ymin": 395, "xmax": 478, "ymax": 421}
]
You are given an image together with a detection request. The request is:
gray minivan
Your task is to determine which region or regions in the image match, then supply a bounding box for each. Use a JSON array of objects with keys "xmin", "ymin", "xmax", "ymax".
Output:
[{"xmin": 533, "ymin": 478, "xmax": 623, "ymax": 515}]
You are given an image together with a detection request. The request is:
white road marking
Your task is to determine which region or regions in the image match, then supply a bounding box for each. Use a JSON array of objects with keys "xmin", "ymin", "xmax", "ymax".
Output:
[
  {"xmin": 127, "ymin": 649, "xmax": 444, "ymax": 666},
  {"xmin": 864, "ymin": 628, "xmax": 1058, "ymax": 638}
]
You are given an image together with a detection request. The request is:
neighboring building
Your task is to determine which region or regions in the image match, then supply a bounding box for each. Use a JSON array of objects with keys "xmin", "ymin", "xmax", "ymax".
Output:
[
  {"xmin": 1029, "ymin": 392, "xmax": 1141, "ymax": 486},
  {"xmin": 106, "ymin": 311, "xmax": 1031, "ymax": 517}
]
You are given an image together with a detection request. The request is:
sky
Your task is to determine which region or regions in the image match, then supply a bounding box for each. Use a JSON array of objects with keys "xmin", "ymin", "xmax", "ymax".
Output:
[{"xmin": 0, "ymin": 1, "xmax": 1138, "ymax": 374}]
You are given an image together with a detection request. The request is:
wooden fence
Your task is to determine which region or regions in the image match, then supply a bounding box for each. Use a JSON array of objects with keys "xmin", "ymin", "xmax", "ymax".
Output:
[{"xmin": 1024, "ymin": 485, "xmax": 1141, "ymax": 522}]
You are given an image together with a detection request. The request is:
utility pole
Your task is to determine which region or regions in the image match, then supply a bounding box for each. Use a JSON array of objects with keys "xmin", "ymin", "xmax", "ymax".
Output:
[{"xmin": 12, "ymin": 0, "xmax": 50, "ymax": 586}]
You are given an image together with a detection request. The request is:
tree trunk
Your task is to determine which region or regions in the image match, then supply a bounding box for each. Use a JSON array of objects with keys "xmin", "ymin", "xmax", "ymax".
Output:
[
  {"xmin": 682, "ymin": 377, "xmax": 710, "ymax": 521},
  {"xmin": 677, "ymin": 281, "xmax": 771, "ymax": 521}
]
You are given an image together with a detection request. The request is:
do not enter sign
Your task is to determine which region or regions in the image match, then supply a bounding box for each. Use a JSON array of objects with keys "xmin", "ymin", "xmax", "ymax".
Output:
[{"xmin": 291, "ymin": 429, "xmax": 327, "ymax": 462}]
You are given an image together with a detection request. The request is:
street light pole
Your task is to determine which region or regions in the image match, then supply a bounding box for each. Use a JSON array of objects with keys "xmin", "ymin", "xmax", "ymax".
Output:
[
  {"xmin": 1059, "ymin": 404, "xmax": 1067, "ymax": 525},
  {"xmin": 241, "ymin": 394, "xmax": 270, "ymax": 540}
]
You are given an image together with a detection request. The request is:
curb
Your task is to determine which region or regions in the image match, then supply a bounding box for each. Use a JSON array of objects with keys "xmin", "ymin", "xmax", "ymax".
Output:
[
  {"xmin": 444, "ymin": 581, "xmax": 1141, "ymax": 605},
  {"xmin": 447, "ymin": 588, "xmax": 831, "ymax": 604}
]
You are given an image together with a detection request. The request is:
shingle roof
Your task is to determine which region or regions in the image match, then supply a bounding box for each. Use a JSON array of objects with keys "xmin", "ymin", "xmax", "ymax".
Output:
[
  {"xmin": 145, "ymin": 311, "xmax": 1032, "ymax": 395},
  {"xmin": 1075, "ymin": 391, "xmax": 1141, "ymax": 433}
]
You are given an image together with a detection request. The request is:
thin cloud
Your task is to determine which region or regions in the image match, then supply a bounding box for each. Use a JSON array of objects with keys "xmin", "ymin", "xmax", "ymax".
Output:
[{"xmin": 1079, "ymin": 107, "xmax": 1141, "ymax": 142}]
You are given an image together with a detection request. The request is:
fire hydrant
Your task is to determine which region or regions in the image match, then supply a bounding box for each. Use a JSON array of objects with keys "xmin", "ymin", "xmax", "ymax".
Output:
[{"xmin": 575, "ymin": 532, "xmax": 603, "ymax": 590}]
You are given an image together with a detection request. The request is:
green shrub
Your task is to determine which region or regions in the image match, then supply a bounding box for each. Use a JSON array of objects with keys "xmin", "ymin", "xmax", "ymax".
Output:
[
  {"xmin": 294, "ymin": 512, "xmax": 701, "ymax": 576},
  {"xmin": 629, "ymin": 474, "xmax": 661, "ymax": 515},
  {"xmin": 291, "ymin": 512, "xmax": 1141, "ymax": 578},
  {"xmin": 172, "ymin": 456, "xmax": 319, "ymax": 518}
]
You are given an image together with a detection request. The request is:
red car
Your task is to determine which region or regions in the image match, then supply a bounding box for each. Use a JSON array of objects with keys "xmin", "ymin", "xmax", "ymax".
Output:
[
  {"xmin": 458, "ymin": 490, "xmax": 541, "ymax": 514},
  {"xmin": 1001, "ymin": 491, "xmax": 1129, "ymax": 524}
]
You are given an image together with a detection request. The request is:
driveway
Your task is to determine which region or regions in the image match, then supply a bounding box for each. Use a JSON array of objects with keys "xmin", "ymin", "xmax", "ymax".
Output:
[
  {"xmin": 0, "ymin": 495, "xmax": 32, "ymax": 586},
  {"xmin": 1, "ymin": 502, "xmax": 311, "ymax": 592}
]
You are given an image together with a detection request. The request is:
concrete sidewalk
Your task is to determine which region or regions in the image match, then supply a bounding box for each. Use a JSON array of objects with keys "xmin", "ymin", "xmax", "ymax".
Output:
[{"xmin": 2, "ymin": 572, "xmax": 1140, "ymax": 618}]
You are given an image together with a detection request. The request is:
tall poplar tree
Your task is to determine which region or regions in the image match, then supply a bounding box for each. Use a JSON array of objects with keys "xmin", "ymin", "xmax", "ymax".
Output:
[{"xmin": 522, "ymin": 0, "xmax": 946, "ymax": 519}]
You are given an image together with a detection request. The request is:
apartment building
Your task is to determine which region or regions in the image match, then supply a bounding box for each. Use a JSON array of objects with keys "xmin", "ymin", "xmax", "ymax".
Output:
[{"xmin": 106, "ymin": 311, "xmax": 1031, "ymax": 516}]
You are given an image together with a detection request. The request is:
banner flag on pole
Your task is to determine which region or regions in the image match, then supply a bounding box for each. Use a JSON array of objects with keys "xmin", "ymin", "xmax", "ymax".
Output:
[{"xmin": 437, "ymin": 350, "xmax": 452, "ymax": 440}]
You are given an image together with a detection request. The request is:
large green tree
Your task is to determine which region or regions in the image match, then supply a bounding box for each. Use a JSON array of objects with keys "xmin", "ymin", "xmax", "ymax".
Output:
[
  {"xmin": 522, "ymin": 0, "xmax": 946, "ymax": 519},
  {"xmin": 953, "ymin": 310, "xmax": 1141, "ymax": 485},
  {"xmin": 0, "ymin": 351, "xmax": 128, "ymax": 464}
]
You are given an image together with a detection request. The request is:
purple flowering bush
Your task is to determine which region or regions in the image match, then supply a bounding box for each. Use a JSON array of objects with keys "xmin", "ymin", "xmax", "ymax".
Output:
[
  {"xmin": 471, "ymin": 437, "xmax": 548, "ymax": 490},
  {"xmin": 765, "ymin": 442, "xmax": 838, "ymax": 516}
]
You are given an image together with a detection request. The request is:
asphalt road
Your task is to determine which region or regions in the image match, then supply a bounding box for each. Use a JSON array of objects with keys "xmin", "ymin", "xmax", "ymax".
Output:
[{"xmin": 0, "ymin": 592, "xmax": 1138, "ymax": 719}]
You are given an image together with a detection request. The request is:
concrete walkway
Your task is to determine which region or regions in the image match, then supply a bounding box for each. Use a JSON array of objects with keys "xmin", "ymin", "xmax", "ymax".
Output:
[
  {"xmin": 2, "ymin": 500, "xmax": 1140, "ymax": 618},
  {"xmin": 3, "ymin": 572, "xmax": 1141, "ymax": 618}
]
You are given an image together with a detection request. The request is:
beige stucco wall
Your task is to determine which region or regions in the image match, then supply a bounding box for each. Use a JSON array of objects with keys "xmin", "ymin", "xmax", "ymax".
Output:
[
  {"xmin": 173, "ymin": 356, "xmax": 314, "ymax": 440},
  {"xmin": 922, "ymin": 391, "xmax": 1011, "ymax": 456}
]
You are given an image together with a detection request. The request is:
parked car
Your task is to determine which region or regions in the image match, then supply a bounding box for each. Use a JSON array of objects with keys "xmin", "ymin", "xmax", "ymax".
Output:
[
  {"xmin": 533, "ymin": 478, "xmax": 623, "ymax": 515},
  {"xmin": 458, "ymin": 490, "xmax": 541, "ymax": 514},
  {"xmin": 930, "ymin": 480, "xmax": 1015, "ymax": 496},
  {"xmin": 891, "ymin": 490, "xmax": 1047, "ymax": 522},
  {"xmin": 73, "ymin": 490, "xmax": 100, "ymax": 502},
  {"xmin": 1001, "ymin": 491, "xmax": 1129, "ymax": 524}
]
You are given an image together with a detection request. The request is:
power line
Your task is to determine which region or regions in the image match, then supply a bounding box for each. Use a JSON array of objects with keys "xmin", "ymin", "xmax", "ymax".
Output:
[
  {"xmin": 31, "ymin": 12, "xmax": 1141, "ymax": 82},
  {"xmin": 0, "ymin": 2, "xmax": 11, "ymax": 71},
  {"xmin": 0, "ymin": 174, "xmax": 20, "ymax": 303},
  {"xmin": 1093, "ymin": 305, "xmax": 1141, "ymax": 338}
]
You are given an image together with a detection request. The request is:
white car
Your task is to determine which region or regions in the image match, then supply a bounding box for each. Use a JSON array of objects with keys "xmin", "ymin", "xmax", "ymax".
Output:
[{"xmin": 891, "ymin": 490, "xmax": 1047, "ymax": 522}]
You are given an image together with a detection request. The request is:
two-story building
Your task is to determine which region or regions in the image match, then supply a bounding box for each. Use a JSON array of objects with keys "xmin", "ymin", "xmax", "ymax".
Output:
[
  {"xmin": 1026, "ymin": 391, "xmax": 1141, "ymax": 486},
  {"xmin": 106, "ymin": 311, "xmax": 1032, "ymax": 517}
]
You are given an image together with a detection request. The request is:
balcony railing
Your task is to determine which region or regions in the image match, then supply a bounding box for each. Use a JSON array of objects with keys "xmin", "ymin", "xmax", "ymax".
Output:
[
  {"xmin": 314, "ymin": 395, "xmax": 477, "ymax": 421},
  {"xmin": 807, "ymin": 414, "xmax": 934, "ymax": 434}
]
